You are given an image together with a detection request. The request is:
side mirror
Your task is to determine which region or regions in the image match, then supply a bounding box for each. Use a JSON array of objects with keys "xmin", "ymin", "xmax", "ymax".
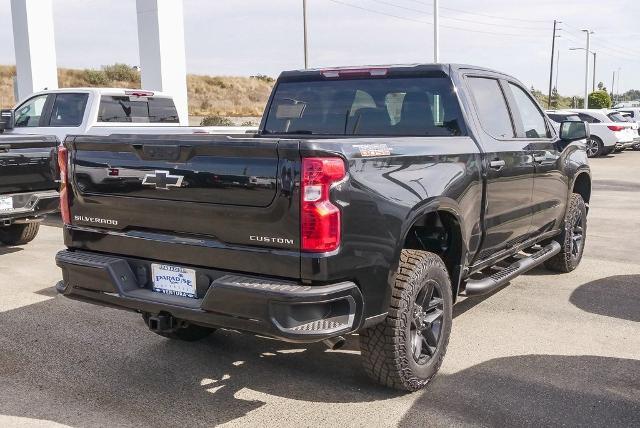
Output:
[
  {"xmin": 0, "ymin": 109, "xmax": 14, "ymax": 132},
  {"xmin": 559, "ymin": 120, "xmax": 589, "ymax": 142}
]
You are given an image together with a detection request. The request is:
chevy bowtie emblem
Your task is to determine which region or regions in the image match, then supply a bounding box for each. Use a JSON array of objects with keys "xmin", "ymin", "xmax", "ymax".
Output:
[{"xmin": 142, "ymin": 170, "xmax": 184, "ymax": 189}]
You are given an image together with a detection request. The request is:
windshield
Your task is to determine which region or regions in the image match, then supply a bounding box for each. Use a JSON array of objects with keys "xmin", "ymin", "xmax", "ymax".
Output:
[{"xmin": 263, "ymin": 77, "xmax": 465, "ymax": 136}]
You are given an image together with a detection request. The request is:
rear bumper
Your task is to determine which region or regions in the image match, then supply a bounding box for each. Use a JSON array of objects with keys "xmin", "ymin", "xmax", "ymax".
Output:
[
  {"xmin": 0, "ymin": 190, "xmax": 59, "ymax": 222},
  {"xmin": 56, "ymin": 250, "xmax": 364, "ymax": 343}
]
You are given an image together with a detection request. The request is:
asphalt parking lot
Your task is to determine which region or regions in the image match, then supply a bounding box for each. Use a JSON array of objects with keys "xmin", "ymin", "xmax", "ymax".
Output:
[{"xmin": 1, "ymin": 152, "xmax": 639, "ymax": 427}]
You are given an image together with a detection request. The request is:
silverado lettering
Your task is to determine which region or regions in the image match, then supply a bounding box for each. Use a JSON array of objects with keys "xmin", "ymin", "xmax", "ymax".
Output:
[
  {"xmin": 73, "ymin": 216, "xmax": 119, "ymax": 226},
  {"xmin": 55, "ymin": 64, "xmax": 591, "ymax": 392}
]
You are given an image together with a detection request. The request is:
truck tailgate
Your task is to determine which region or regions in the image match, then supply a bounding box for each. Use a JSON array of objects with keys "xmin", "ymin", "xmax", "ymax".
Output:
[
  {"xmin": 0, "ymin": 135, "xmax": 58, "ymax": 195},
  {"xmin": 65, "ymin": 135, "xmax": 301, "ymax": 277}
]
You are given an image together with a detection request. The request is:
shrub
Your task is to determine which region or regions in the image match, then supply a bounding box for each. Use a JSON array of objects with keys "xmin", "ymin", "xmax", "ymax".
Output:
[
  {"xmin": 102, "ymin": 63, "xmax": 139, "ymax": 83},
  {"xmin": 83, "ymin": 69, "xmax": 109, "ymax": 86},
  {"xmin": 201, "ymin": 115, "xmax": 234, "ymax": 126},
  {"xmin": 588, "ymin": 90, "xmax": 611, "ymax": 109}
]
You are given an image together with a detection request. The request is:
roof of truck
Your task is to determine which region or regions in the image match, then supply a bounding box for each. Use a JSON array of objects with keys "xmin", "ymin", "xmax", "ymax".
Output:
[
  {"xmin": 281, "ymin": 63, "xmax": 513, "ymax": 78},
  {"xmin": 27, "ymin": 88, "xmax": 172, "ymax": 97}
]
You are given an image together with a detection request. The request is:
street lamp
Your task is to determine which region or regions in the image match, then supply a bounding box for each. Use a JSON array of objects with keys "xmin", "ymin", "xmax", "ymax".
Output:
[
  {"xmin": 569, "ymin": 48, "xmax": 596, "ymax": 92},
  {"xmin": 580, "ymin": 29, "xmax": 594, "ymax": 108}
]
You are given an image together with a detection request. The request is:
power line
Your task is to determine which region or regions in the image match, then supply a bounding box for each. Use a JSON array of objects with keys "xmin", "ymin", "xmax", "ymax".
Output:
[
  {"xmin": 403, "ymin": 0, "xmax": 550, "ymax": 24},
  {"xmin": 369, "ymin": 0, "xmax": 547, "ymax": 31},
  {"xmin": 326, "ymin": 0, "xmax": 546, "ymax": 38}
]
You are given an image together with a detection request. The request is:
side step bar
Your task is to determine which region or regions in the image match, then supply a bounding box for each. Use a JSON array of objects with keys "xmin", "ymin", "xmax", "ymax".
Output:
[{"xmin": 462, "ymin": 241, "xmax": 561, "ymax": 297}]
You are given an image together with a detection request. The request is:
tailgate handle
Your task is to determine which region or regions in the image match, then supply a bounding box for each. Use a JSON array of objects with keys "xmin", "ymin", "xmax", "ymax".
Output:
[
  {"xmin": 0, "ymin": 144, "xmax": 10, "ymax": 153},
  {"xmin": 133, "ymin": 144, "xmax": 189, "ymax": 162}
]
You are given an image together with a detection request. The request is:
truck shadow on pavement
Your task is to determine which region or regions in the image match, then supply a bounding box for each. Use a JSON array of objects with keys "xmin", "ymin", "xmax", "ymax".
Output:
[
  {"xmin": 1, "ymin": 288, "xmax": 638, "ymax": 427},
  {"xmin": 570, "ymin": 274, "xmax": 640, "ymax": 322},
  {"xmin": 399, "ymin": 354, "xmax": 640, "ymax": 427},
  {"xmin": 0, "ymin": 246, "xmax": 22, "ymax": 256}
]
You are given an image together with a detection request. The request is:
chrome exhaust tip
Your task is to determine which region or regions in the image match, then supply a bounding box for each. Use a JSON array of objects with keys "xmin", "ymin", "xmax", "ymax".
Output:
[{"xmin": 322, "ymin": 335, "xmax": 346, "ymax": 350}]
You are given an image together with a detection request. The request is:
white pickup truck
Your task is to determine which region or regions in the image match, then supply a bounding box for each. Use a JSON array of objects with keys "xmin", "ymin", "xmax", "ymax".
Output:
[{"xmin": 0, "ymin": 88, "xmax": 256, "ymax": 140}]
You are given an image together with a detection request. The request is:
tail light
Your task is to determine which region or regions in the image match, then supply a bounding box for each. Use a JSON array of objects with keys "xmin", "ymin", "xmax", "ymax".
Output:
[
  {"xmin": 301, "ymin": 157, "xmax": 346, "ymax": 252},
  {"xmin": 57, "ymin": 146, "xmax": 71, "ymax": 225},
  {"xmin": 607, "ymin": 125, "xmax": 625, "ymax": 131}
]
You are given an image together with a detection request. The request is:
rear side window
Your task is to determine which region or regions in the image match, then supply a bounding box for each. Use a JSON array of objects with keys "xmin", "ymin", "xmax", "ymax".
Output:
[
  {"xmin": 49, "ymin": 93, "xmax": 88, "ymax": 127},
  {"xmin": 508, "ymin": 83, "xmax": 550, "ymax": 138},
  {"xmin": 577, "ymin": 113, "xmax": 600, "ymax": 124},
  {"xmin": 263, "ymin": 76, "xmax": 465, "ymax": 136},
  {"xmin": 467, "ymin": 77, "xmax": 514, "ymax": 139},
  {"xmin": 608, "ymin": 112, "xmax": 627, "ymax": 122},
  {"xmin": 97, "ymin": 96, "xmax": 179, "ymax": 123}
]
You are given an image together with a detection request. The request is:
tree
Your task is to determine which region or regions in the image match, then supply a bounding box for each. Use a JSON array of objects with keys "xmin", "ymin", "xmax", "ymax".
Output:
[
  {"xmin": 587, "ymin": 90, "xmax": 611, "ymax": 109},
  {"xmin": 551, "ymin": 86, "xmax": 560, "ymax": 109}
]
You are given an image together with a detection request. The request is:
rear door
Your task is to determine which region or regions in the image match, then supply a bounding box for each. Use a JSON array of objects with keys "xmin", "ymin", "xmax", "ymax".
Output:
[
  {"xmin": 465, "ymin": 75, "xmax": 534, "ymax": 260},
  {"xmin": 504, "ymin": 82, "xmax": 568, "ymax": 236}
]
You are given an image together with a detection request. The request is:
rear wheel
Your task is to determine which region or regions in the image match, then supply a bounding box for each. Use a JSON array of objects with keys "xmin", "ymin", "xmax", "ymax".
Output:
[
  {"xmin": 585, "ymin": 137, "xmax": 603, "ymax": 158},
  {"xmin": 545, "ymin": 193, "xmax": 587, "ymax": 273},
  {"xmin": 359, "ymin": 250, "xmax": 453, "ymax": 391},
  {"xmin": 142, "ymin": 313, "xmax": 215, "ymax": 342},
  {"xmin": 0, "ymin": 223, "xmax": 40, "ymax": 245}
]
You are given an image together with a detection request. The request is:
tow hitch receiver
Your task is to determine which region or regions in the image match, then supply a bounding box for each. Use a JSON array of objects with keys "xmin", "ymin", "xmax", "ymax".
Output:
[{"xmin": 146, "ymin": 314, "xmax": 177, "ymax": 333}]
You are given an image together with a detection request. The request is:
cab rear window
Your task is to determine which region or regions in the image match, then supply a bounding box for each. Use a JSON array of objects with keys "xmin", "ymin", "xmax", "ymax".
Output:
[
  {"xmin": 97, "ymin": 96, "xmax": 179, "ymax": 123},
  {"xmin": 264, "ymin": 77, "xmax": 465, "ymax": 136}
]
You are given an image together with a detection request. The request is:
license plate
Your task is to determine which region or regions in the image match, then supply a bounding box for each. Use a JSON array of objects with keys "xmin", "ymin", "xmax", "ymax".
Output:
[
  {"xmin": 151, "ymin": 263, "xmax": 197, "ymax": 298},
  {"xmin": 0, "ymin": 196, "xmax": 13, "ymax": 212}
]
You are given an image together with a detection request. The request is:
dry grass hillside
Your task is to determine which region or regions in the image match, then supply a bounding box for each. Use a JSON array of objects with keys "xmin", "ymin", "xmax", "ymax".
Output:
[{"xmin": 0, "ymin": 64, "xmax": 274, "ymax": 117}]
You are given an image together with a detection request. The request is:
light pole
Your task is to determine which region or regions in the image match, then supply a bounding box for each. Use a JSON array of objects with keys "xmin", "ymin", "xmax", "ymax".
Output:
[
  {"xmin": 303, "ymin": 0, "xmax": 309, "ymax": 69},
  {"xmin": 581, "ymin": 29, "xmax": 593, "ymax": 108},
  {"xmin": 433, "ymin": 0, "xmax": 439, "ymax": 62},
  {"xmin": 569, "ymin": 47, "xmax": 596, "ymax": 92}
]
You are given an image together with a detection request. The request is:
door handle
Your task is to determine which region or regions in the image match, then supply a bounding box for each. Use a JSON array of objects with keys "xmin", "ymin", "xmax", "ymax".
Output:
[
  {"xmin": 533, "ymin": 155, "xmax": 546, "ymax": 163},
  {"xmin": 489, "ymin": 159, "xmax": 506, "ymax": 170}
]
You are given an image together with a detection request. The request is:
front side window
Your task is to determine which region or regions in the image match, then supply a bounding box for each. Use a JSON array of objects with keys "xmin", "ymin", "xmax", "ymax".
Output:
[
  {"xmin": 263, "ymin": 76, "xmax": 464, "ymax": 136},
  {"xmin": 508, "ymin": 83, "xmax": 550, "ymax": 138},
  {"xmin": 14, "ymin": 95, "xmax": 48, "ymax": 128},
  {"xmin": 49, "ymin": 93, "xmax": 89, "ymax": 127},
  {"xmin": 467, "ymin": 77, "xmax": 514, "ymax": 139},
  {"xmin": 97, "ymin": 96, "xmax": 179, "ymax": 123}
]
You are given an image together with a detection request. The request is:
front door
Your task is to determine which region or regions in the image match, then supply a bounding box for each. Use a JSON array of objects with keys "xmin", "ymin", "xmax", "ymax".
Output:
[{"xmin": 464, "ymin": 76, "xmax": 534, "ymax": 261}]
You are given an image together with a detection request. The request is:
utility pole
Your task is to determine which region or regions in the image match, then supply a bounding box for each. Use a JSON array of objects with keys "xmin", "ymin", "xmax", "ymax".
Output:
[
  {"xmin": 547, "ymin": 20, "xmax": 560, "ymax": 109},
  {"xmin": 581, "ymin": 29, "xmax": 593, "ymax": 108},
  {"xmin": 592, "ymin": 52, "xmax": 596, "ymax": 92},
  {"xmin": 433, "ymin": 0, "xmax": 440, "ymax": 62},
  {"xmin": 303, "ymin": 0, "xmax": 309, "ymax": 69},
  {"xmin": 611, "ymin": 71, "xmax": 615, "ymax": 102},
  {"xmin": 555, "ymin": 50, "xmax": 560, "ymax": 92}
]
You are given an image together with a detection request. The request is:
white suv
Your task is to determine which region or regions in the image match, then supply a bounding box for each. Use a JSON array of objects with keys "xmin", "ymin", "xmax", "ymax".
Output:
[{"xmin": 566, "ymin": 109, "xmax": 635, "ymax": 157}]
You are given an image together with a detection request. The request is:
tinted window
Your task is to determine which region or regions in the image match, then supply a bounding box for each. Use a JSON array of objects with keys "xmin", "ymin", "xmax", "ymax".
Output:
[
  {"xmin": 577, "ymin": 113, "xmax": 600, "ymax": 124},
  {"xmin": 467, "ymin": 77, "xmax": 514, "ymax": 139},
  {"xmin": 608, "ymin": 112, "xmax": 627, "ymax": 122},
  {"xmin": 14, "ymin": 95, "xmax": 48, "ymax": 128},
  {"xmin": 548, "ymin": 113, "xmax": 580, "ymax": 123},
  {"xmin": 263, "ymin": 77, "xmax": 464, "ymax": 136},
  {"xmin": 49, "ymin": 93, "xmax": 88, "ymax": 127},
  {"xmin": 97, "ymin": 96, "xmax": 179, "ymax": 123},
  {"xmin": 508, "ymin": 83, "xmax": 549, "ymax": 138}
]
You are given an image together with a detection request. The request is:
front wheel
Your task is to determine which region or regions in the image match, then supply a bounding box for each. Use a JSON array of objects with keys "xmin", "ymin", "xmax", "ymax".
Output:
[
  {"xmin": 359, "ymin": 250, "xmax": 453, "ymax": 391},
  {"xmin": 544, "ymin": 193, "xmax": 587, "ymax": 273},
  {"xmin": 585, "ymin": 137, "xmax": 603, "ymax": 158}
]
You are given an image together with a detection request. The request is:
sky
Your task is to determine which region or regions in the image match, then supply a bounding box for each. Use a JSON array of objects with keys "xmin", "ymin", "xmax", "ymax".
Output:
[{"xmin": 0, "ymin": 0, "xmax": 638, "ymax": 96}]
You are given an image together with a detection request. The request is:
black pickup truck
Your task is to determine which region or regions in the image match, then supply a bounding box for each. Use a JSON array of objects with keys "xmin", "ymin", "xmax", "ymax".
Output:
[
  {"xmin": 55, "ymin": 64, "xmax": 591, "ymax": 391},
  {"xmin": 0, "ymin": 135, "xmax": 59, "ymax": 245}
]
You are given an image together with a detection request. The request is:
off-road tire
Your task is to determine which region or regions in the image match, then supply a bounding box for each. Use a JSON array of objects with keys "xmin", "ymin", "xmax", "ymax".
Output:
[
  {"xmin": 359, "ymin": 250, "xmax": 453, "ymax": 391},
  {"xmin": 545, "ymin": 193, "xmax": 587, "ymax": 273},
  {"xmin": 0, "ymin": 223, "xmax": 40, "ymax": 245},
  {"xmin": 142, "ymin": 314, "xmax": 215, "ymax": 342}
]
